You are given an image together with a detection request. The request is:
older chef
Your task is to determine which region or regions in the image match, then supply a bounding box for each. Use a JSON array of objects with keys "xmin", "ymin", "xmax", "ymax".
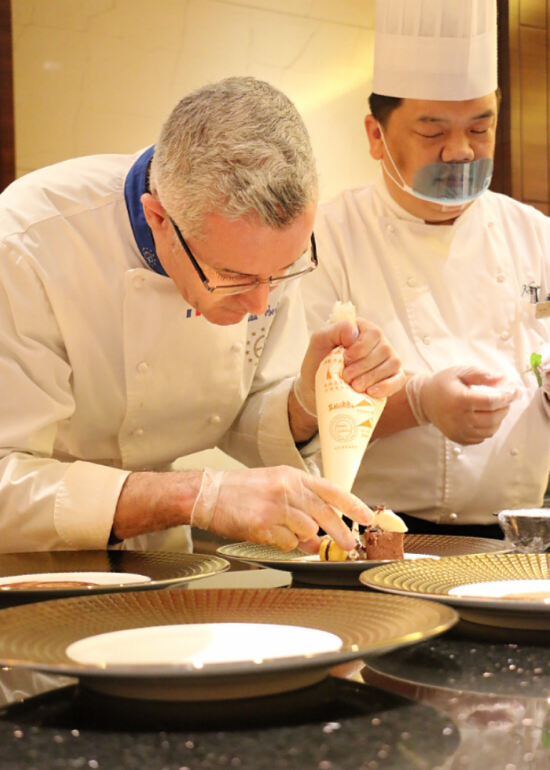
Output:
[
  {"xmin": 302, "ymin": 0, "xmax": 550, "ymax": 536},
  {"xmin": 0, "ymin": 77, "xmax": 403, "ymax": 555}
]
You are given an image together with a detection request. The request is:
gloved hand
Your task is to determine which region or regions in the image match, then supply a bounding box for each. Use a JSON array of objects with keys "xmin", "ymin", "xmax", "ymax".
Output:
[
  {"xmin": 190, "ymin": 465, "xmax": 373, "ymax": 553},
  {"xmin": 406, "ymin": 366, "xmax": 520, "ymax": 446},
  {"xmin": 292, "ymin": 317, "xmax": 405, "ymax": 417}
]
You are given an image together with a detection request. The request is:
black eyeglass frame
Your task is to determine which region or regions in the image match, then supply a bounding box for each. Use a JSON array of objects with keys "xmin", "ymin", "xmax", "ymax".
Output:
[{"xmin": 168, "ymin": 216, "xmax": 318, "ymax": 295}]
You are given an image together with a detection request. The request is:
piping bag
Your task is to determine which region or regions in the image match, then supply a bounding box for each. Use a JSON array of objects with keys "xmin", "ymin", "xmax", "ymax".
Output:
[{"xmin": 315, "ymin": 302, "xmax": 386, "ymax": 496}]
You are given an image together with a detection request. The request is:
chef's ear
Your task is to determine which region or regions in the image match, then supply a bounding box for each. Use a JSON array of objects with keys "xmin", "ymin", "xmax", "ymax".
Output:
[
  {"xmin": 141, "ymin": 192, "xmax": 169, "ymax": 232},
  {"xmin": 365, "ymin": 115, "xmax": 384, "ymax": 161}
]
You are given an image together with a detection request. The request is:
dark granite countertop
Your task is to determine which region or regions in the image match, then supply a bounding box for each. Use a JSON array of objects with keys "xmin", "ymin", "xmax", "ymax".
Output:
[{"xmin": 1, "ymin": 566, "xmax": 550, "ymax": 770}]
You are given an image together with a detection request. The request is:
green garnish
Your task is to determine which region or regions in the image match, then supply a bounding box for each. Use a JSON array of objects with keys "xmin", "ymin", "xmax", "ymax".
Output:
[{"xmin": 529, "ymin": 352, "xmax": 543, "ymax": 387}]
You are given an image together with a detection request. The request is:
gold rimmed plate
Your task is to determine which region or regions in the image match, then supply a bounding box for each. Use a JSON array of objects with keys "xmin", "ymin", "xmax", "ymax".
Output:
[
  {"xmin": 0, "ymin": 588, "xmax": 458, "ymax": 701},
  {"xmin": 218, "ymin": 536, "xmax": 508, "ymax": 586},
  {"xmin": 0, "ymin": 551, "xmax": 229, "ymax": 603},
  {"xmin": 360, "ymin": 552, "xmax": 550, "ymax": 630}
]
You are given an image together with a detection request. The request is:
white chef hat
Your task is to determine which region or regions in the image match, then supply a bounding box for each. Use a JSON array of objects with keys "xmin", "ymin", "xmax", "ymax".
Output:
[{"xmin": 373, "ymin": 0, "xmax": 498, "ymax": 101}]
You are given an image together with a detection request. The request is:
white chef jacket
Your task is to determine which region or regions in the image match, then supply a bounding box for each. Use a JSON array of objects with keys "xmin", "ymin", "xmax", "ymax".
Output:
[
  {"xmin": 302, "ymin": 173, "xmax": 550, "ymax": 524},
  {"xmin": 0, "ymin": 151, "xmax": 310, "ymax": 553}
]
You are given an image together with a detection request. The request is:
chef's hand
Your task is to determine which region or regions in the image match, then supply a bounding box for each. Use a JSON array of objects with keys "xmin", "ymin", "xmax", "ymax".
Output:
[
  {"xmin": 292, "ymin": 317, "xmax": 405, "ymax": 417},
  {"xmin": 406, "ymin": 366, "xmax": 520, "ymax": 446},
  {"xmin": 190, "ymin": 466, "xmax": 373, "ymax": 553}
]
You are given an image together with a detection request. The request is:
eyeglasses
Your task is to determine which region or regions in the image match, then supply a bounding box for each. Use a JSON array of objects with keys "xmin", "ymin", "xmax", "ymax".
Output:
[{"xmin": 168, "ymin": 216, "xmax": 318, "ymax": 295}]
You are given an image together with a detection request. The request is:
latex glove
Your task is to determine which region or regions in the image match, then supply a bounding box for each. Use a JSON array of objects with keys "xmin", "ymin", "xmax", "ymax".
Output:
[
  {"xmin": 190, "ymin": 465, "xmax": 373, "ymax": 553},
  {"xmin": 406, "ymin": 366, "xmax": 520, "ymax": 446},
  {"xmin": 292, "ymin": 317, "xmax": 405, "ymax": 417}
]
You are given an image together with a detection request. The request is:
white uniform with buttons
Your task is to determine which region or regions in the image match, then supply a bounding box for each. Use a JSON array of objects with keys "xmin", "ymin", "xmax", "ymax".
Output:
[
  {"xmin": 302, "ymin": 174, "xmax": 550, "ymax": 525},
  {"xmin": 0, "ymin": 151, "xmax": 310, "ymax": 552}
]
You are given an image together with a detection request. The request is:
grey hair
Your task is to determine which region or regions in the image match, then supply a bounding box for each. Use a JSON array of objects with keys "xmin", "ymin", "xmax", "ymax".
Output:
[{"xmin": 150, "ymin": 76, "xmax": 318, "ymax": 236}]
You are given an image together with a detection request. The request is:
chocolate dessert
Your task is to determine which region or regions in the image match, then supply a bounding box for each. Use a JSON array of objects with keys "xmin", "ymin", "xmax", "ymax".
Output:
[
  {"xmin": 319, "ymin": 505, "xmax": 406, "ymax": 562},
  {"xmin": 363, "ymin": 526, "xmax": 404, "ymax": 560}
]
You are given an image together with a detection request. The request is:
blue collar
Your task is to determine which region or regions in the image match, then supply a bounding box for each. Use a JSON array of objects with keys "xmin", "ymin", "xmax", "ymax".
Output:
[{"xmin": 124, "ymin": 145, "xmax": 168, "ymax": 277}]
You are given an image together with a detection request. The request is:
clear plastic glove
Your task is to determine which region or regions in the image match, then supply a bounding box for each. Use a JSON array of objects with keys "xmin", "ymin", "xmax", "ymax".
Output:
[
  {"xmin": 190, "ymin": 465, "xmax": 373, "ymax": 553},
  {"xmin": 292, "ymin": 317, "xmax": 405, "ymax": 417},
  {"xmin": 406, "ymin": 366, "xmax": 520, "ymax": 446}
]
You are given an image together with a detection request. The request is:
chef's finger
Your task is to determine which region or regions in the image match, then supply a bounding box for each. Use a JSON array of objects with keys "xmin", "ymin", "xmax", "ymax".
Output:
[
  {"xmin": 468, "ymin": 405, "xmax": 511, "ymax": 430},
  {"xmin": 343, "ymin": 319, "xmax": 386, "ymax": 364},
  {"xmin": 365, "ymin": 370, "xmax": 406, "ymax": 398},
  {"xmin": 343, "ymin": 338, "xmax": 398, "ymax": 380},
  {"xmin": 261, "ymin": 525, "xmax": 301, "ymax": 553},
  {"xmin": 297, "ymin": 535, "xmax": 322, "ymax": 555},
  {"xmin": 307, "ymin": 320, "xmax": 359, "ymax": 365},
  {"xmin": 347, "ymin": 358, "xmax": 405, "ymax": 395},
  {"xmin": 305, "ymin": 475, "xmax": 373, "ymax": 527},
  {"xmin": 307, "ymin": 502, "xmax": 357, "ymax": 551},
  {"xmin": 466, "ymin": 388, "xmax": 518, "ymax": 411},
  {"xmin": 281, "ymin": 505, "xmax": 320, "ymax": 543}
]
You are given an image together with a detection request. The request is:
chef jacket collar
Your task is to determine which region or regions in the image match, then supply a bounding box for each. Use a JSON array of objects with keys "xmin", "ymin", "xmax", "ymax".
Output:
[
  {"xmin": 124, "ymin": 145, "xmax": 168, "ymax": 277},
  {"xmin": 373, "ymin": 171, "xmax": 479, "ymax": 230}
]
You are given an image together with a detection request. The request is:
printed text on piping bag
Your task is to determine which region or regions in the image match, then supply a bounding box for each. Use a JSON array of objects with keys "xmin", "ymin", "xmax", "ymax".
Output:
[{"xmin": 315, "ymin": 302, "xmax": 386, "ymax": 496}]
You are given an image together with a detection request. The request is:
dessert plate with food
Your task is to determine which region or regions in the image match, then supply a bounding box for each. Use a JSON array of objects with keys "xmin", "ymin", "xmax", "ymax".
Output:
[
  {"xmin": 0, "ymin": 550, "xmax": 229, "ymax": 603},
  {"xmin": 0, "ymin": 587, "xmax": 457, "ymax": 701},
  {"xmin": 217, "ymin": 514, "xmax": 508, "ymax": 586},
  {"xmin": 360, "ymin": 552, "xmax": 550, "ymax": 630}
]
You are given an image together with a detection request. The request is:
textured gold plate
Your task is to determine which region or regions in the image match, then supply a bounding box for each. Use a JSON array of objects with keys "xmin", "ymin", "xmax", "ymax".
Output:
[
  {"xmin": 0, "ymin": 551, "xmax": 229, "ymax": 601},
  {"xmin": 360, "ymin": 553, "xmax": 550, "ymax": 630},
  {"xmin": 0, "ymin": 588, "xmax": 458, "ymax": 701},
  {"xmin": 218, "ymin": 535, "xmax": 508, "ymax": 587}
]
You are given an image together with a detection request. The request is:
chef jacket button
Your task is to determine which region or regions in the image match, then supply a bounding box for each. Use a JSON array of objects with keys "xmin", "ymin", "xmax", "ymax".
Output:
[
  {"xmin": 386, "ymin": 224, "xmax": 395, "ymax": 233},
  {"xmin": 452, "ymin": 446, "xmax": 461, "ymax": 456},
  {"xmin": 449, "ymin": 513, "xmax": 458, "ymax": 521},
  {"xmin": 496, "ymin": 273, "xmax": 506, "ymax": 283},
  {"xmin": 133, "ymin": 276, "xmax": 144, "ymax": 289},
  {"xmin": 500, "ymin": 331, "xmax": 510, "ymax": 341},
  {"xmin": 137, "ymin": 362, "xmax": 149, "ymax": 374},
  {"xmin": 133, "ymin": 428, "xmax": 144, "ymax": 437},
  {"xmin": 423, "ymin": 336, "xmax": 432, "ymax": 346},
  {"xmin": 232, "ymin": 343, "xmax": 243, "ymax": 353},
  {"xmin": 407, "ymin": 278, "xmax": 417, "ymax": 288},
  {"xmin": 209, "ymin": 414, "xmax": 221, "ymax": 425},
  {"xmin": 510, "ymin": 447, "xmax": 519, "ymax": 456}
]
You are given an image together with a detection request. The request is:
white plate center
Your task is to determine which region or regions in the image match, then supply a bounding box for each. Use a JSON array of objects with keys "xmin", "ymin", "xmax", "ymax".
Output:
[
  {"xmin": 0, "ymin": 572, "xmax": 151, "ymax": 590},
  {"xmin": 66, "ymin": 623, "xmax": 343, "ymax": 666},
  {"xmin": 449, "ymin": 579, "xmax": 550, "ymax": 600}
]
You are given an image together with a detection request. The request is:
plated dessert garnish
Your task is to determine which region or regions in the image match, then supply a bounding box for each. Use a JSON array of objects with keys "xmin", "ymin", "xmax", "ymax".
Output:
[{"xmin": 319, "ymin": 506, "xmax": 408, "ymax": 562}]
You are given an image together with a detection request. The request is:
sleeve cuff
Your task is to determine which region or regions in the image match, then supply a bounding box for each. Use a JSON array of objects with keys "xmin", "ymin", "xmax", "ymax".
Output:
[{"xmin": 54, "ymin": 461, "xmax": 131, "ymax": 549}]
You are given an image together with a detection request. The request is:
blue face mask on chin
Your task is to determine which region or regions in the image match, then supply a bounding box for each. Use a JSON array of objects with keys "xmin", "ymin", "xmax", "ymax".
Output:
[{"xmin": 379, "ymin": 125, "xmax": 494, "ymax": 207}]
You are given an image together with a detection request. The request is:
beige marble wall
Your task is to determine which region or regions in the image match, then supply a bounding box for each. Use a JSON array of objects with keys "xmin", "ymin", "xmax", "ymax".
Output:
[{"xmin": 12, "ymin": 0, "xmax": 379, "ymax": 201}]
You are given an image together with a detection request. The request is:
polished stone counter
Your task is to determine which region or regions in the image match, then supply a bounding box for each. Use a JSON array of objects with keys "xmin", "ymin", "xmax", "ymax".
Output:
[{"xmin": 0, "ymin": 567, "xmax": 549, "ymax": 770}]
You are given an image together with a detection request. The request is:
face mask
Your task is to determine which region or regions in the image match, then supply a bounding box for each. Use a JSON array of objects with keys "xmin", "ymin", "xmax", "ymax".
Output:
[{"xmin": 379, "ymin": 125, "xmax": 493, "ymax": 207}]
